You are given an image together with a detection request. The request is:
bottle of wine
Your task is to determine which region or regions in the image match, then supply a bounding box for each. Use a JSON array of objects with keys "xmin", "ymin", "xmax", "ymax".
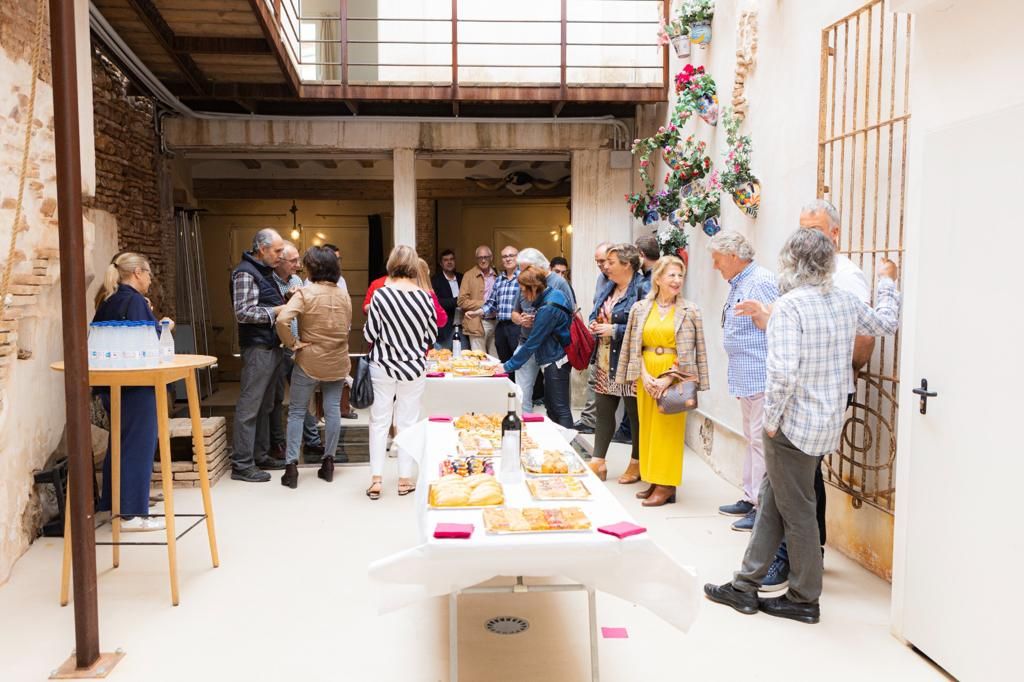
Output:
[
  {"xmin": 452, "ymin": 324, "xmax": 463, "ymax": 359},
  {"xmin": 499, "ymin": 391, "xmax": 522, "ymax": 483}
]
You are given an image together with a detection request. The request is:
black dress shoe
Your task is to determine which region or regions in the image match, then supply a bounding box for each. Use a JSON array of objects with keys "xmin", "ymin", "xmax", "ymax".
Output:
[
  {"xmin": 231, "ymin": 466, "xmax": 271, "ymax": 483},
  {"xmin": 572, "ymin": 421, "xmax": 595, "ymax": 434},
  {"xmin": 255, "ymin": 455, "xmax": 287, "ymax": 470},
  {"xmin": 317, "ymin": 457, "xmax": 334, "ymax": 483},
  {"xmin": 281, "ymin": 463, "xmax": 298, "ymax": 489},
  {"xmin": 703, "ymin": 582, "xmax": 759, "ymax": 615},
  {"xmin": 758, "ymin": 595, "xmax": 820, "ymax": 624},
  {"xmin": 303, "ymin": 442, "xmax": 325, "ymax": 457}
]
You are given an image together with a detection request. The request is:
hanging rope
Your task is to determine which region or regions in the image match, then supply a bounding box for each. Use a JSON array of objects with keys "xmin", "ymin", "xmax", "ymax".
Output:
[{"xmin": 2, "ymin": 0, "xmax": 46, "ymax": 309}]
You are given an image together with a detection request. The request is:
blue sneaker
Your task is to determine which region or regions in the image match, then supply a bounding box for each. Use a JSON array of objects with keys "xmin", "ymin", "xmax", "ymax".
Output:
[
  {"xmin": 761, "ymin": 558, "xmax": 790, "ymax": 592},
  {"xmin": 731, "ymin": 509, "xmax": 756, "ymax": 532},
  {"xmin": 718, "ymin": 499, "xmax": 754, "ymax": 517}
]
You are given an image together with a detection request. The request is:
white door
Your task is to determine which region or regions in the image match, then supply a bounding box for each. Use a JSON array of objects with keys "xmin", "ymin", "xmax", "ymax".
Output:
[{"xmin": 892, "ymin": 103, "xmax": 1024, "ymax": 679}]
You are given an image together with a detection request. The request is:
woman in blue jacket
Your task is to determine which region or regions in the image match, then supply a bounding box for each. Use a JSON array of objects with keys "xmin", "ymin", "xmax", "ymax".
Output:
[
  {"xmin": 502, "ymin": 266, "xmax": 573, "ymax": 428},
  {"xmin": 92, "ymin": 252, "xmax": 167, "ymax": 532},
  {"xmin": 586, "ymin": 243, "xmax": 645, "ymax": 482}
]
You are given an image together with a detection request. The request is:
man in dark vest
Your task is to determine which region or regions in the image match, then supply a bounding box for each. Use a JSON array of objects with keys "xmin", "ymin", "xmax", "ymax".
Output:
[{"xmin": 230, "ymin": 228, "xmax": 287, "ymax": 482}]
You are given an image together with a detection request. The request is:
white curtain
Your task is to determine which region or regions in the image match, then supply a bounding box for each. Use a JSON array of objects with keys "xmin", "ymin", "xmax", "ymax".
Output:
[{"xmin": 316, "ymin": 13, "xmax": 341, "ymax": 82}]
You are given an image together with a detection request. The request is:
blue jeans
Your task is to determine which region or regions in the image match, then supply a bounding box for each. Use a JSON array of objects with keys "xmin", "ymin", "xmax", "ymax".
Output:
[
  {"xmin": 542, "ymin": 361, "xmax": 574, "ymax": 429},
  {"xmin": 515, "ymin": 348, "xmax": 540, "ymax": 412},
  {"xmin": 286, "ymin": 364, "xmax": 344, "ymax": 465}
]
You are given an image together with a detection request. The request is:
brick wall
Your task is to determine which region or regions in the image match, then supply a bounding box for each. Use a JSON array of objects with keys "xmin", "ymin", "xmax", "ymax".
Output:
[
  {"xmin": 86, "ymin": 50, "xmax": 175, "ymax": 318},
  {"xmin": 416, "ymin": 198, "xmax": 436, "ymax": 267},
  {"xmin": 0, "ymin": 0, "xmax": 50, "ymax": 84}
]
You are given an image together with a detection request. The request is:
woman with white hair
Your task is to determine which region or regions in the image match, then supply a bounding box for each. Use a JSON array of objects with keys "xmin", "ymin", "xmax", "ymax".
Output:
[{"xmin": 705, "ymin": 228, "xmax": 899, "ymax": 625}]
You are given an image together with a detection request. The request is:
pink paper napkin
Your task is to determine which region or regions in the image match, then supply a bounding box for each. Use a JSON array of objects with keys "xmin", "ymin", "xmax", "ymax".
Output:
[
  {"xmin": 426, "ymin": 372, "xmax": 446, "ymax": 378},
  {"xmin": 434, "ymin": 523, "xmax": 474, "ymax": 539},
  {"xmin": 521, "ymin": 413, "xmax": 544, "ymax": 423},
  {"xmin": 428, "ymin": 415, "xmax": 453, "ymax": 423},
  {"xmin": 491, "ymin": 372, "xmax": 509, "ymax": 378},
  {"xmin": 601, "ymin": 627, "xmax": 629, "ymax": 639},
  {"xmin": 597, "ymin": 522, "xmax": 647, "ymax": 539}
]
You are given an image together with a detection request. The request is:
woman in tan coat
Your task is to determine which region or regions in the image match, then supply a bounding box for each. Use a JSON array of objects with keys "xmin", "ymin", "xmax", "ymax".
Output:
[
  {"xmin": 615, "ymin": 255, "xmax": 710, "ymax": 506},
  {"xmin": 276, "ymin": 246, "xmax": 353, "ymax": 488}
]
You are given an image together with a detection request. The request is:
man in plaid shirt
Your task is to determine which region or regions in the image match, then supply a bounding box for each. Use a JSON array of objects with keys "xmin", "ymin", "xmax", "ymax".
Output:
[
  {"xmin": 705, "ymin": 228, "xmax": 900, "ymax": 625},
  {"xmin": 466, "ymin": 246, "xmax": 521, "ymax": 372},
  {"xmin": 709, "ymin": 231, "xmax": 779, "ymax": 533}
]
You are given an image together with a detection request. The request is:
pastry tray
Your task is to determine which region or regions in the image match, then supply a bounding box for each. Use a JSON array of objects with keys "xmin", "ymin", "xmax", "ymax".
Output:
[
  {"xmin": 525, "ymin": 477, "xmax": 593, "ymax": 500},
  {"xmin": 521, "ymin": 450, "xmax": 589, "ymax": 477},
  {"xmin": 426, "ymin": 481, "xmax": 505, "ymax": 510}
]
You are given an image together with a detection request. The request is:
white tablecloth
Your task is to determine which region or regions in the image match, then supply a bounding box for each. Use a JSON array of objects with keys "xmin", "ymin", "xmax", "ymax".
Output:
[
  {"xmin": 420, "ymin": 355, "xmax": 523, "ymax": 416},
  {"xmin": 368, "ymin": 418, "xmax": 701, "ymax": 633}
]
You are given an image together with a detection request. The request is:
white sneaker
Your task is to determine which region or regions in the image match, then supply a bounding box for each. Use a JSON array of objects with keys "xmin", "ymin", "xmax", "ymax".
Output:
[{"xmin": 120, "ymin": 516, "xmax": 166, "ymax": 532}]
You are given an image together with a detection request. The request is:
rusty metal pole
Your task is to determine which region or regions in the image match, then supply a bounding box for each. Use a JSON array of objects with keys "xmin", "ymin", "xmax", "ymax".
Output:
[{"xmin": 48, "ymin": 0, "xmax": 100, "ymax": 668}]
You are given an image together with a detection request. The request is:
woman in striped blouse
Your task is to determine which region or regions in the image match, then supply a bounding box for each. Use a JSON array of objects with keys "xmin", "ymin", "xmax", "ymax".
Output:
[{"xmin": 364, "ymin": 245, "xmax": 439, "ymax": 499}]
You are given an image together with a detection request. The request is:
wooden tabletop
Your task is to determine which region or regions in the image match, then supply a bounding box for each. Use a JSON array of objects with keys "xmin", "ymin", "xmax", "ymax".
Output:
[{"xmin": 50, "ymin": 354, "xmax": 218, "ymax": 374}]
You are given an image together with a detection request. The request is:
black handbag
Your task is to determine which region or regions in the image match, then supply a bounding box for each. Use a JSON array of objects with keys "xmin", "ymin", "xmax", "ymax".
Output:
[{"xmin": 350, "ymin": 358, "xmax": 374, "ymax": 409}]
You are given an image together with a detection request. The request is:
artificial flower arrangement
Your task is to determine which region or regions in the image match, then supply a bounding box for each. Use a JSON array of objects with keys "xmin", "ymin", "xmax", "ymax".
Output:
[
  {"xmin": 720, "ymin": 107, "xmax": 761, "ymax": 218},
  {"xmin": 674, "ymin": 170, "xmax": 723, "ymax": 236},
  {"xmin": 655, "ymin": 223, "xmax": 690, "ymax": 264},
  {"xmin": 680, "ymin": 0, "xmax": 715, "ymax": 46},
  {"xmin": 657, "ymin": 6, "xmax": 691, "ymax": 58}
]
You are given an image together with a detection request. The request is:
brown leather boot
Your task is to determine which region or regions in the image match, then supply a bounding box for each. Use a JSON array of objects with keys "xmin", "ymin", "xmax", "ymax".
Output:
[
  {"xmin": 618, "ymin": 459, "xmax": 641, "ymax": 484},
  {"xmin": 642, "ymin": 485, "xmax": 676, "ymax": 507},
  {"xmin": 281, "ymin": 463, "xmax": 298, "ymax": 489},
  {"xmin": 635, "ymin": 484, "xmax": 656, "ymax": 500},
  {"xmin": 317, "ymin": 456, "xmax": 334, "ymax": 483}
]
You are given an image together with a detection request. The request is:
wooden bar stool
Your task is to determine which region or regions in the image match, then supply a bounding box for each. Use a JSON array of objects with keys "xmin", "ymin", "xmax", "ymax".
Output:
[{"xmin": 52, "ymin": 355, "xmax": 220, "ymax": 606}]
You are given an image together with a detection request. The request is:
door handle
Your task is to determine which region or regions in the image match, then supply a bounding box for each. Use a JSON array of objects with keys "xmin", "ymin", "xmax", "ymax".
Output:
[{"xmin": 911, "ymin": 378, "xmax": 938, "ymax": 414}]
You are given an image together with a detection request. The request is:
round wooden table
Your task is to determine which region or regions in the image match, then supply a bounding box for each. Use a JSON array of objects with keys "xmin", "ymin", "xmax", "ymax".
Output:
[{"xmin": 52, "ymin": 354, "xmax": 219, "ymax": 606}]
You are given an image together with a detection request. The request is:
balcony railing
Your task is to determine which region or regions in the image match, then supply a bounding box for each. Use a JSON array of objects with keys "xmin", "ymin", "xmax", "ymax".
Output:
[{"xmin": 262, "ymin": 0, "xmax": 667, "ymax": 95}]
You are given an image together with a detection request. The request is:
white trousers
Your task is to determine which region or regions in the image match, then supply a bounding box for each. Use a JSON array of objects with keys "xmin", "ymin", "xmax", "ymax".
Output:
[
  {"xmin": 469, "ymin": 318, "xmax": 498, "ymax": 357},
  {"xmin": 369, "ymin": 363, "xmax": 426, "ymax": 479},
  {"xmin": 739, "ymin": 393, "xmax": 767, "ymax": 505}
]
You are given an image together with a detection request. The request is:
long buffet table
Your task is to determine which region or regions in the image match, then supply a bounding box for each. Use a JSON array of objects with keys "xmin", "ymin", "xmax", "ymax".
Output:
[
  {"xmin": 368, "ymin": 415, "xmax": 700, "ymax": 681},
  {"xmin": 420, "ymin": 353, "xmax": 523, "ymax": 416}
]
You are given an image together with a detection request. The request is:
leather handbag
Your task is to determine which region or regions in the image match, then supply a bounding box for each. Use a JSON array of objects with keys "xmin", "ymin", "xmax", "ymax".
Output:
[
  {"xmin": 350, "ymin": 357, "xmax": 374, "ymax": 409},
  {"xmin": 655, "ymin": 368, "xmax": 698, "ymax": 414}
]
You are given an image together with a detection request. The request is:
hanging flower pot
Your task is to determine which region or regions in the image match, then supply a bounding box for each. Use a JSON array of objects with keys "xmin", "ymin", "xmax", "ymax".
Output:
[
  {"xmin": 668, "ymin": 209, "xmax": 683, "ymax": 227},
  {"xmin": 702, "ymin": 215, "xmax": 721, "ymax": 237},
  {"xmin": 731, "ymin": 179, "xmax": 761, "ymax": 218},
  {"xmin": 697, "ymin": 94, "xmax": 719, "ymax": 126},
  {"xmin": 679, "ymin": 181, "xmax": 697, "ymax": 199},
  {"xmin": 675, "ymin": 247, "xmax": 690, "ymax": 268},
  {"xmin": 689, "ymin": 21, "xmax": 712, "ymax": 47},
  {"xmin": 644, "ymin": 209, "xmax": 660, "ymax": 225},
  {"xmin": 670, "ymin": 34, "xmax": 691, "ymax": 59}
]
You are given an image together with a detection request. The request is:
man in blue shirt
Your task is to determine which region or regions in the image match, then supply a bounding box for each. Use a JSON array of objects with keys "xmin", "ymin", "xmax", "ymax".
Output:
[
  {"xmin": 709, "ymin": 231, "xmax": 779, "ymax": 532},
  {"xmin": 466, "ymin": 246, "xmax": 521, "ymax": 371}
]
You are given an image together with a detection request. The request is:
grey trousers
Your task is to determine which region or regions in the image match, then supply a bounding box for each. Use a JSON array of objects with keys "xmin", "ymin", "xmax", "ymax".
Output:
[
  {"xmin": 732, "ymin": 429, "xmax": 823, "ymax": 604},
  {"xmin": 286, "ymin": 364, "xmax": 343, "ymax": 465},
  {"xmin": 577, "ymin": 366, "xmax": 598, "ymax": 427},
  {"xmin": 231, "ymin": 345, "xmax": 283, "ymax": 471},
  {"xmin": 271, "ymin": 350, "xmax": 323, "ymax": 448}
]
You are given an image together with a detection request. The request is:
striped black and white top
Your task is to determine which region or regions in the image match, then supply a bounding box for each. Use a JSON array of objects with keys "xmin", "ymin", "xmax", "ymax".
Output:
[{"xmin": 364, "ymin": 285, "xmax": 439, "ymax": 381}]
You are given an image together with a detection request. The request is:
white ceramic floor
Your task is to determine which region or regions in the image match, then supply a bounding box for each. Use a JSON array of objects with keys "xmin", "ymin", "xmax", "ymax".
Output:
[{"xmin": 0, "ymin": 440, "xmax": 947, "ymax": 682}]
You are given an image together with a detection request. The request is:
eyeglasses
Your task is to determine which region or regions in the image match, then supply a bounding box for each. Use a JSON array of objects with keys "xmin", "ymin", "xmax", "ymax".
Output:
[
  {"xmin": 501, "ymin": 254, "xmax": 517, "ymax": 259},
  {"xmin": 476, "ymin": 255, "xmax": 492, "ymax": 260}
]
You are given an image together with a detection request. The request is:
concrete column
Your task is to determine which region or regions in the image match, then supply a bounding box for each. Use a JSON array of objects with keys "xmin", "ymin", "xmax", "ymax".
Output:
[
  {"xmin": 570, "ymin": 149, "xmax": 632, "ymax": 317},
  {"xmin": 392, "ymin": 148, "xmax": 416, "ymax": 247}
]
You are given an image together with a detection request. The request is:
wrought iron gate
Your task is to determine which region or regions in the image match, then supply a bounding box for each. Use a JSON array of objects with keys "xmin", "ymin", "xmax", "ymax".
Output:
[{"xmin": 817, "ymin": 0, "xmax": 911, "ymax": 513}]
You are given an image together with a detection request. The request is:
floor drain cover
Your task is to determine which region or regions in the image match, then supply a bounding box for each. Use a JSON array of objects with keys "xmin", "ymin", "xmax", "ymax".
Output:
[{"xmin": 485, "ymin": 616, "xmax": 529, "ymax": 635}]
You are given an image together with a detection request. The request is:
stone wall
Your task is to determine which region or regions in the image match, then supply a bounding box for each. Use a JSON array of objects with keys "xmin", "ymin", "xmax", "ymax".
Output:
[{"xmin": 86, "ymin": 50, "xmax": 175, "ymax": 319}]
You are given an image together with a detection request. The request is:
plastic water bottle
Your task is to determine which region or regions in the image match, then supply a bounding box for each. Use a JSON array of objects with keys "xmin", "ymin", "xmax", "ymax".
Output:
[
  {"xmin": 452, "ymin": 324, "xmax": 463, "ymax": 359},
  {"xmin": 108, "ymin": 321, "xmax": 124, "ymax": 368},
  {"xmin": 87, "ymin": 324, "xmax": 99, "ymax": 368},
  {"xmin": 123, "ymin": 321, "xmax": 142, "ymax": 368},
  {"xmin": 159, "ymin": 320, "xmax": 175, "ymax": 364}
]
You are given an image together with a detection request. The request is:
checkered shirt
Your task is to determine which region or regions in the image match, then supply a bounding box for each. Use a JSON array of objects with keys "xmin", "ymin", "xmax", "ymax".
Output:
[
  {"xmin": 764, "ymin": 279, "xmax": 900, "ymax": 456},
  {"xmin": 232, "ymin": 271, "xmax": 275, "ymax": 325},
  {"xmin": 274, "ymin": 273, "xmax": 303, "ymax": 339},
  {"xmin": 722, "ymin": 262, "xmax": 779, "ymax": 397},
  {"xmin": 480, "ymin": 269, "xmax": 520, "ymax": 321}
]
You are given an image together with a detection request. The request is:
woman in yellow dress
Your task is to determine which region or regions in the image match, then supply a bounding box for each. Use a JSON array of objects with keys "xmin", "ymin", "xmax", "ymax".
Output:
[{"xmin": 615, "ymin": 255, "xmax": 710, "ymax": 506}]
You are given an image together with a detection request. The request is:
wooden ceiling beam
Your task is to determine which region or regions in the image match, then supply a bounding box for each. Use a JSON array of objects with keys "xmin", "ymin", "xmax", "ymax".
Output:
[
  {"xmin": 430, "ymin": 160, "xmax": 447, "ymax": 168},
  {"xmin": 124, "ymin": 0, "xmax": 209, "ymax": 96},
  {"xmin": 319, "ymin": 160, "xmax": 338, "ymax": 169},
  {"xmin": 246, "ymin": 0, "xmax": 301, "ymax": 96},
  {"xmin": 358, "ymin": 160, "xmax": 375, "ymax": 169},
  {"xmin": 497, "ymin": 160, "xmax": 511, "ymax": 170},
  {"xmin": 173, "ymin": 36, "xmax": 271, "ymax": 54},
  {"xmin": 464, "ymin": 160, "xmax": 480, "ymax": 169},
  {"xmin": 281, "ymin": 160, "xmax": 300, "ymax": 169},
  {"xmin": 530, "ymin": 161, "xmax": 543, "ymax": 169},
  {"xmin": 241, "ymin": 159, "xmax": 262, "ymax": 169},
  {"xmin": 171, "ymin": 82, "xmax": 294, "ymax": 99}
]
